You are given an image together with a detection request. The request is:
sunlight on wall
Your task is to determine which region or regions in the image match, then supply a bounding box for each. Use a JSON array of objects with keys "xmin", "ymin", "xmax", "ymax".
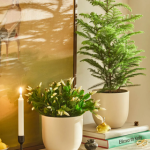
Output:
[{"xmin": 0, "ymin": 0, "xmax": 74, "ymax": 148}]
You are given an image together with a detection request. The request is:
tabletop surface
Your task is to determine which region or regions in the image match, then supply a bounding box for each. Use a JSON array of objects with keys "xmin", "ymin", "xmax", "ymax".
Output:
[
  {"xmin": 39, "ymin": 143, "xmax": 150, "ymax": 150},
  {"xmin": 9, "ymin": 143, "xmax": 150, "ymax": 150},
  {"xmin": 79, "ymin": 143, "xmax": 150, "ymax": 150}
]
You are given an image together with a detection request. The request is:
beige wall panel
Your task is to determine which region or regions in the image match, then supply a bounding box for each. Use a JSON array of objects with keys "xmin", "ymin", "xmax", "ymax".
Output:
[{"xmin": 127, "ymin": 0, "xmax": 150, "ymax": 126}]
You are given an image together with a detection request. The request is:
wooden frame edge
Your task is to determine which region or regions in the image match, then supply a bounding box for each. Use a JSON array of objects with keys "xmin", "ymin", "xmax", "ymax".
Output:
[{"xmin": 73, "ymin": 0, "xmax": 77, "ymax": 87}]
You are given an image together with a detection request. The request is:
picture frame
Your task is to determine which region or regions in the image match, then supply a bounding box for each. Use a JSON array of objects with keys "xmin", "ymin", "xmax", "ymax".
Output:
[{"xmin": 0, "ymin": 0, "xmax": 77, "ymax": 149}]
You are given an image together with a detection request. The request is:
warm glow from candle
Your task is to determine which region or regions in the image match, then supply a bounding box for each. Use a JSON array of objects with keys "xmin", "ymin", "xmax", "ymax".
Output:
[{"xmin": 19, "ymin": 87, "xmax": 22, "ymax": 95}]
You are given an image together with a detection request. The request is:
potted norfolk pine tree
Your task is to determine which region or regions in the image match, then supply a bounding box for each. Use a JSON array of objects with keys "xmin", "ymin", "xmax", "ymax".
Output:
[{"xmin": 77, "ymin": 0, "xmax": 145, "ymax": 128}]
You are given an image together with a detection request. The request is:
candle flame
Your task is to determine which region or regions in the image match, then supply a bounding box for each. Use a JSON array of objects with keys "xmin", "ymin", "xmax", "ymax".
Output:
[{"xmin": 19, "ymin": 87, "xmax": 22, "ymax": 95}]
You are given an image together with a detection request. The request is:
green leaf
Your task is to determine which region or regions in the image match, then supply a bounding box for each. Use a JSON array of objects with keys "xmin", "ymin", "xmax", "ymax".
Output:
[
  {"xmin": 75, "ymin": 104, "xmax": 80, "ymax": 110},
  {"xmin": 79, "ymin": 90, "xmax": 84, "ymax": 96},
  {"xmin": 82, "ymin": 93, "xmax": 90, "ymax": 100},
  {"xmin": 63, "ymin": 86, "xmax": 69, "ymax": 92},
  {"xmin": 72, "ymin": 90, "xmax": 78, "ymax": 96}
]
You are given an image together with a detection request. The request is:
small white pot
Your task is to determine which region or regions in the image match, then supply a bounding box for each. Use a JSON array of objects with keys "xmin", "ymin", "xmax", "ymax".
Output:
[
  {"xmin": 92, "ymin": 90, "xmax": 129, "ymax": 128},
  {"xmin": 42, "ymin": 115, "xmax": 83, "ymax": 150}
]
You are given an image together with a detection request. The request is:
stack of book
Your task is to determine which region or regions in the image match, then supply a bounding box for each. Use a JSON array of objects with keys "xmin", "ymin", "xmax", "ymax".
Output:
[{"xmin": 82, "ymin": 122, "xmax": 150, "ymax": 149}]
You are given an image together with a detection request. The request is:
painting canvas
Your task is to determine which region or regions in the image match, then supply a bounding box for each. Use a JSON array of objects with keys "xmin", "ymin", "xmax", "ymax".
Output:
[{"xmin": 0, "ymin": 0, "xmax": 74, "ymax": 148}]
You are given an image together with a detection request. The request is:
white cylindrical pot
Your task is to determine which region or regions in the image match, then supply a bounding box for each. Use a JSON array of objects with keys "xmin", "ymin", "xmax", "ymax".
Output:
[
  {"xmin": 92, "ymin": 90, "xmax": 129, "ymax": 128},
  {"xmin": 42, "ymin": 115, "xmax": 83, "ymax": 150}
]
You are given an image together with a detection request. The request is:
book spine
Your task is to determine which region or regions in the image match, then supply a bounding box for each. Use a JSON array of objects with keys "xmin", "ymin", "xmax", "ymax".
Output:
[{"xmin": 108, "ymin": 131, "xmax": 150, "ymax": 149}]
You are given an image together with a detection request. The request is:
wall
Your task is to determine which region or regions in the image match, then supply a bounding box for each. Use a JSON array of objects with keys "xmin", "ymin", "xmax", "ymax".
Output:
[
  {"xmin": 77, "ymin": 0, "xmax": 129, "ymax": 124},
  {"xmin": 127, "ymin": 0, "xmax": 150, "ymax": 126}
]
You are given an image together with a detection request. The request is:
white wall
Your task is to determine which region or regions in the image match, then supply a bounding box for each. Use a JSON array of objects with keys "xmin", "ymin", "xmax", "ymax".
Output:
[
  {"xmin": 77, "ymin": 0, "xmax": 129, "ymax": 124},
  {"xmin": 127, "ymin": 0, "xmax": 150, "ymax": 126}
]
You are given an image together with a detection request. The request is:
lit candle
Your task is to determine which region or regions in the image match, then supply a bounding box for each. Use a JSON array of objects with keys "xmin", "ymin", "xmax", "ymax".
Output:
[{"xmin": 18, "ymin": 87, "xmax": 24, "ymax": 136}]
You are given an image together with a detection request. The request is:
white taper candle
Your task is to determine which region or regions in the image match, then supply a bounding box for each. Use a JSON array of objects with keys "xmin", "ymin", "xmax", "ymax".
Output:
[{"xmin": 18, "ymin": 87, "xmax": 24, "ymax": 136}]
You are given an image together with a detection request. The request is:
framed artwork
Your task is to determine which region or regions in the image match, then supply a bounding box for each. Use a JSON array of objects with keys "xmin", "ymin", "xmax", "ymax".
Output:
[{"xmin": 0, "ymin": 0, "xmax": 76, "ymax": 148}]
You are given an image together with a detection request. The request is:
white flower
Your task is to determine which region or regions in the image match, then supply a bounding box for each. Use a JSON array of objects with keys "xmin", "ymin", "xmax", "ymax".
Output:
[
  {"xmin": 47, "ymin": 106, "xmax": 52, "ymax": 110},
  {"xmin": 47, "ymin": 106, "xmax": 52, "ymax": 109},
  {"xmin": 77, "ymin": 86, "xmax": 82, "ymax": 92},
  {"xmin": 74, "ymin": 97, "xmax": 78, "ymax": 101},
  {"xmin": 95, "ymin": 114, "xmax": 103, "ymax": 121},
  {"xmin": 71, "ymin": 97, "xmax": 75, "ymax": 101},
  {"xmin": 58, "ymin": 110, "xmax": 69, "ymax": 116},
  {"xmin": 60, "ymin": 111, "xmax": 63, "ymax": 116},
  {"xmin": 77, "ymin": 99, "xmax": 80, "ymax": 102},
  {"xmin": 49, "ymin": 82, "xmax": 54, "ymax": 87},
  {"xmin": 49, "ymin": 87, "xmax": 52, "ymax": 91},
  {"xmin": 89, "ymin": 91, "xmax": 97, "ymax": 95},
  {"xmin": 69, "ymin": 78, "xmax": 74, "ymax": 85},
  {"xmin": 24, "ymin": 94, "xmax": 29, "ymax": 97},
  {"xmin": 61, "ymin": 79, "xmax": 66, "ymax": 86},
  {"xmin": 58, "ymin": 110, "xmax": 63, "ymax": 116},
  {"xmin": 57, "ymin": 82, "xmax": 61, "ymax": 87},
  {"xmin": 53, "ymin": 93, "xmax": 57, "ymax": 97},
  {"xmin": 100, "ymin": 107, "xmax": 106, "ymax": 110},
  {"xmin": 53, "ymin": 87, "xmax": 58, "ymax": 91},
  {"xmin": 28, "ymin": 92, "xmax": 33, "ymax": 96},
  {"xmin": 53, "ymin": 100, "xmax": 56, "ymax": 103},
  {"xmin": 51, "ymin": 96, "xmax": 53, "ymax": 98},
  {"xmin": 26, "ymin": 86, "xmax": 32, "ymax": 91},
  {"xmin": 93, "ymin": 109, "xmax": 99, "ymax": 112},
  {"xmin": 94, "ymin": 100, "xmax": 101, "ymax": 107},
  {"xmin": 39, "ymin": 82, "xmax": 42, "ymax": 87},
  {"xmin": 32, "ymin": 107, "xmax": 35, "ymax": 111},
  {"xmin": 64, "ymin": 111, "xmax": 70, "ymax": 116}
]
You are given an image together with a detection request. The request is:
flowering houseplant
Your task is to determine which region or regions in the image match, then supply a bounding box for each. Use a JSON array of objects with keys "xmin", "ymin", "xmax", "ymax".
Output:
[{"xmin": 25, "ymin": 78, "xmax": 105, "ymax": 119}]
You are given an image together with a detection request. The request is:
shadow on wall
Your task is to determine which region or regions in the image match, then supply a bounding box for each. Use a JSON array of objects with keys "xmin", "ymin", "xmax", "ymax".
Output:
[{"xmin": 0, "ymin": 0, "xmax": 74, "ymax": 148}]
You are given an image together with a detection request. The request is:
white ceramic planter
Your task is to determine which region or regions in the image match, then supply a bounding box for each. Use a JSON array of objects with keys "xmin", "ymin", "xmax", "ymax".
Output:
[
  {"xmin": 92, "ymin": 90, "xmax": 129, "ymax": 128},
  {"xmin": 42, "ymin": 115, "xmax": 83, "ymax": 150}
]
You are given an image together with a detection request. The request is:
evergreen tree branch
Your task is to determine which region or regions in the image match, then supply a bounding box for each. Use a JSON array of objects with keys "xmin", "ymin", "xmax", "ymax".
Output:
[
  {"xmin": 88, "ymin": 82, "xmax": 105, "ymax": 90},
  {"xmin": 109, "ymin": 3, "xmax": 132, "ymax": 12},
  {"xmin": 87, "ymin": 0, "xmax": 107, "ymax": 12},
  {"xmin": 121, "ymin": 84, "xmax": 140, "ymax": 88},
  {"xmin": 81, "ymin": 59, "xmax": 103, "ymax": 70},
  {"xmin": 121, "ymin": 14, "xmax": 143, "ymax": 23}
]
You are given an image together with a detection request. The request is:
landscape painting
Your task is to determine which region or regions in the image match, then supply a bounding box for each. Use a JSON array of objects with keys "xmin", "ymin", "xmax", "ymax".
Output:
[{"xmin": 0, "ymin": 0, "xmax": 74, "ymax": 148}]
